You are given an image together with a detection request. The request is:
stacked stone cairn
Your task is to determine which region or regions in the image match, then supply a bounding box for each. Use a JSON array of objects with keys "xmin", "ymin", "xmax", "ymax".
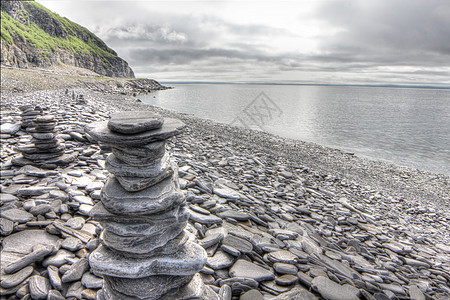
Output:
[
  {"xmin": 15, "ymin": 115, "xmax": 66, "ymax": 167},
  {"xmin": 19, "ymin": 104, "xmax": 43, "ymax": 129},
  {"xmin": 85, "ymin": 111, "xmax": 219, "ymax": 300}
]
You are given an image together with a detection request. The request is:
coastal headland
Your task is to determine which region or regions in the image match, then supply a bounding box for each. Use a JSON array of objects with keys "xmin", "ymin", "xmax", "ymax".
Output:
[{"xmin": 1, "ymin": 68, "xmax": 449, "ymax": 299}]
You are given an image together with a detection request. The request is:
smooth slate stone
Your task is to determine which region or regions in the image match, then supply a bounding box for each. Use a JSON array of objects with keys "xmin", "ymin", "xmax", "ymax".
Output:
[
  {"xmin": 272, "ymin": 287, "xmax": 318, "ymax": 300},
  {"xmin": 0, "ymin": 193, "xmax": 19, "ymax": 204},
  {"xmin": 107, "ymin": 111, "xmax": 164, "ymax": 134},
  {"xmin": 206, "ymin": 250, "xmax": 235, "ymax": 270},
  {"xmin": 47, "ymin": 289, "xmax": 65, "ymax": 300},
  {"xmin": 0, "ymin": 265, "xmax": 34, "ymax": 289},
  {"xmin": 273, "ymin": 262, "xmax": 298, "ymax": 275},
  {"xmin": 34, "ymin": 115, "xmax": 55, "ymax": 123},
  {"xmin": 100, "ymin": 176, "xmax": 184, "ymax": 215},
  {"xmin": 265, "ymin": 250, "xmax": 298, "ymax": 264},
  {"xmin": 90, "ymin": 201, "xmax": 187, "ymax": 224},
  {"xmin": 0, "ymin": 123, "xmax": 21, "ymax": 135},
  {"xmin": 81, "ymin": 272, "xmax": 103, "ymax": 289},
  {"xmin": 61, "ymin": 237, "xmax": 83, "ymax": 252},
  {"xmin": 103, "ymin": 274, "xmax": 192, "ymax": 300},
  {"xmin": 5, "ymin": 244, "xmax": 54, "ymax": 274},
  {"xmin": 0, "ymin": 218, "xmax": 14, "ymax": 236},
  {"xmin": 23, "ymin": 152, "xmax": 63, "ymax": 161},
  {"xmin": 101, "ymin": 207, "xmax": 190, "ymax": 236},
  {"xmin": 105, "ymin": 152, "xmax": 172, "ymax": 178},
  {"xmin": 85, "ymin": 118, "xmax": 185, "ymax": 146},
  {"xmin": 89, "ymin": 242, "xmax": 206, "ymax": 278},
  {"xmin": 311, "ymin": 276, "xmax": 360, "ymax": 300},
  {"xmin": 0, "ymin": 208, "xmax": 34, "ymax": 223},
  {"xmin": 101, "ymin": 220, "xmax": 187, "ymax": 255},
  {"xmin": 61, "ymin": 258, "xmax": 90, "ymax": 283},
  {"xmin": 116, "ymin": 169, "xmax": 174, "ymax": 192},
  {"xmin": 17, "ymin": 144, "xmax": 65, "ymax": 155},
  {"xmin": 217, "ymin": 210, "xmax": 250, "ymax": 221},
  {"xmin": 240, "ymin": 289, "xmax": 265, "ymax": 300},
  {"xmin": 42, "ymin": 249, "xmax": 76, "ymax": 267},
  {"xmin": 65, "ymin": 281, "xmax": 84, "ymax": 299},
  {"xmin": 29, "ymin": 275, "xmax": 49, "ymax": 300},
  {"xmin": 189, "ymin": 209, "xmax": 223, "ymax": 225},
  {"xmin": 229, "ymin": 259, "xmax": 275, "ymax": 282},
  {"xmin": 159, "ymin": 273, "xmax": 210, "ymax": 300},
  {"xmin": 222, "ymin": 235, "xmax": 253, "ymax": 254},
  {"xmin": 47, "ymin": 266, "xmax": 62, "ymax": 291},
  {"xmin": 276, "ymin": 274, "xmax": 298, "ymax": 286},
  {"xmin": 112, "ymin": 143, "xmax": 165, "ymax": 165},
  {"xmin": 108, "ymin": 140, "xmax": 165, "ymax": 158}
]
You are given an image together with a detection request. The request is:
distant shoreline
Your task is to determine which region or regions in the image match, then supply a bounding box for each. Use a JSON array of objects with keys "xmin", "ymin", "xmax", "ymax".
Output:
[{"xmin": 159, "ymin": 80, "xmax": 450, "ymax": 90}]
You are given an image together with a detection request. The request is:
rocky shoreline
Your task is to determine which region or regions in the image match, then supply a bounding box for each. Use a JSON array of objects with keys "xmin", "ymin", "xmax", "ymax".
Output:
[{"xmin": 1, "ymin": 77, "xmax": 450, "ymax": 299}]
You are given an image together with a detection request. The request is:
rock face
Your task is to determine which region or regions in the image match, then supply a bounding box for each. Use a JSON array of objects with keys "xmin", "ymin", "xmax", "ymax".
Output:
[
  {"xmin": 0, "ymin": 0, "xmax": 134, "ymax": 78},
  {"xmin": 86, "ymin": 112, "xmax": 219, "ymax": 299}
]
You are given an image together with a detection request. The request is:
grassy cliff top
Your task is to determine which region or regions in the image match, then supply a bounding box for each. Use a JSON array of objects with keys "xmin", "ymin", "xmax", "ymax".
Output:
[{"xmin": 1, "ymin": 1, "xmax": 118, "ymax": 64}]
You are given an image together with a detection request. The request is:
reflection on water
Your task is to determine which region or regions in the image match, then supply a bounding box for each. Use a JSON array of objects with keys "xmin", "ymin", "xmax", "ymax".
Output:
[{"xmin": 140, "ymin": 84, "xmax": 450, "ymax": 175}]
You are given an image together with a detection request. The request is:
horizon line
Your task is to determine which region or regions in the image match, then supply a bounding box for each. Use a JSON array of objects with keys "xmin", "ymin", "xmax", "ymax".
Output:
[{"xmin": 157, "ymin": 81, "xmax": 450, "ymax": 90}]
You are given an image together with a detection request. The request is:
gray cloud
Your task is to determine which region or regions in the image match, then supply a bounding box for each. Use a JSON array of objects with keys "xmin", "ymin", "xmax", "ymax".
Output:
[{"xmin": 315, "ymin": 0, "xmax": 450, "ymax": 65}]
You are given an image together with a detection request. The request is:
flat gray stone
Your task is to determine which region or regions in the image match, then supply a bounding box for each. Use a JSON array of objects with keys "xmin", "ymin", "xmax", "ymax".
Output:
[
  {"xmin": 311, "ymin": 276, "xmax": 359, "ymax": 300},
  {"xmin": 0, "ymin": 218, "xmax": 14, "ymax": 236},
  {"xmin": 61, "ymin": 258, "xmax": 90, "ymax": 283},
  {"xmin": 4, "ymin": 244, "xmax": 55, "ymax": 274},
  {"xmin": 103, "ymin": 274, "xmax": 191, "ymax": 299},
  {"xmin": 0, "ymin": 265, "xmax": 34, "ymax": 289},
  {"xmin": 43, "ymin": 249, "xmax": 76, "ymax": 267},
  {"xmin": 105, "ymin": 153, "xmax": 172, "ymax": 178},
  {"xmin": 65, "ymin": 281, "xmax": 84, "ymax": 299},
  {"xmin": 0, "ymin": 208, "xmax": 34, "ymax": 223},
  {"xmin": 229, "ymin": 259, "xmax": 275, "ymax": 282},
  {"xmin": 222, "ymin": 235, "xmax": 253, "ymax": 254},
  {"xmin": 108, "ymin": 111, "xmax": 164, "ymax": 134},
  {"xmin": 90, "ymin": 201, "xmax": 187, "ymax": 224},
  {"xmin": 85, "ymin": 118, "xmax": 185, "ymax": 146},
  {"xmin": 29, "ymin": 275, "xmax": 50, "ymax": 300},
  {"xmin": 265, "ymin": 250, "xmax": 298, "ymax": 264},
  {"xmin": 47, "ymin": 265, "xmax": 62, "ymax": 291},
  {"xmin": 218, "ymin": 210, "xmax": 250, "ymax": 221},
  {"xmin": 206, "ymin": 250, "xmax": 235, "ymax": 270},
  {"xmin": 100, "ymin": 175, "xmax": 185, "ymax": 215},
  {"xmin": 89, "ymin": 242, "xmax": 206, "ymax": 278},
  {"xmin": 272, "ymin": 287, "xmax": 317, "ymax": 300},
  {"xmin": 101, "ymin": 220, "xmax": 187, "ymax": 255},
  {"xmin": 109, "ymin": 140, "xmax": 165, "ymax": 158},
  {"xmin": 189, "ymin": 209, "xmax": 223, "ymax": 225},
  {"xmin": 81, "ymin": 272, "xmax": 103, "ymax": 289},
  {"xmin": 47, "ymin": 289, "xmax": 65, "ymax": 300}
]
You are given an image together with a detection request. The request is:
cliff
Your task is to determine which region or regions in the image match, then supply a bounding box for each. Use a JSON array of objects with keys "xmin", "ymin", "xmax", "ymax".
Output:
[{"xmin": 0, "ymin": 0, "xmax": 135, "ymax": 78}]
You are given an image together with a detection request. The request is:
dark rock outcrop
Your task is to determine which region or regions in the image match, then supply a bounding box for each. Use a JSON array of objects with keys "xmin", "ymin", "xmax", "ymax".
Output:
[{"xmin": 1, "ymin": 0, "xmax": 134, "ymax": 78}]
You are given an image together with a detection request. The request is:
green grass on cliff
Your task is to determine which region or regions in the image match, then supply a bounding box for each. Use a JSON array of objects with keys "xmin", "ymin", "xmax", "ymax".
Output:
[{"xmin": 1, "ymin": 1, "xmax": 117, "ymax": 66}]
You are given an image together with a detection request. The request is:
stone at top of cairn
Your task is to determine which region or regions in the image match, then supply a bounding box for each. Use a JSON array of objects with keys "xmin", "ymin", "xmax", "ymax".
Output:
[
  {"xmin": 85, "ymin": 112, "xmax": 185, "ymax": 146},
  {"xmin": 107, "ymin": 111, "xmax": 164, "ymax": 134}
]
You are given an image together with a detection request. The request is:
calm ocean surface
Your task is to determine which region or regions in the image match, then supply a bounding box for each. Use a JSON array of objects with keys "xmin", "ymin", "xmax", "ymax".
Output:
[{"xmin": 140, "ymin": 84, "xmax": 450, "ymax": 176}]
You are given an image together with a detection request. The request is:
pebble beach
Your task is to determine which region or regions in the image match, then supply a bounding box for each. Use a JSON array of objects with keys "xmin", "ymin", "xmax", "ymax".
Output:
[{"xmin": 1, "ymin": 68, "xmax": 450, "ymax": 299}]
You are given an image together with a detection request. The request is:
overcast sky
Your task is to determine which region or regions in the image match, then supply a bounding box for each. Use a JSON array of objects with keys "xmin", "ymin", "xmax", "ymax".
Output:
[{"xmin": 37, "ymin": 0, "xmax": 450, "ymax": 86}]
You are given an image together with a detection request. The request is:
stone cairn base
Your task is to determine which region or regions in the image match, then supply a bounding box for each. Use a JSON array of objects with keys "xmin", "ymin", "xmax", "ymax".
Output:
[
  {"xmin": 85, "ymin": 111, "xmax": 220, "ymax": 300},
  {"xmin": 13, "ymin": 109, "xmax": 76, "ymax": 169}
]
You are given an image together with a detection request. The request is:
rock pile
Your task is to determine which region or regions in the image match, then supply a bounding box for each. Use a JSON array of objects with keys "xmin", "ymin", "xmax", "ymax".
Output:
[
  {"xmin": 85, "ymin": 111, "xmax": 219, "ymax": 299},
  {"xmin": 12, "ymin": 114, "xmax": 75, "ymax": 169},
  {"xmin": 19, "ymin": 104, "xmax": 42, "ymax": 129}
]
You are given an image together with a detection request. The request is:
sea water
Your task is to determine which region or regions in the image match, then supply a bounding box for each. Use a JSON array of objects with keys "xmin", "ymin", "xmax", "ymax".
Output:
[{"xmin": 140, "ymin": 84, "xmax": 450, "ymax": 176}]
